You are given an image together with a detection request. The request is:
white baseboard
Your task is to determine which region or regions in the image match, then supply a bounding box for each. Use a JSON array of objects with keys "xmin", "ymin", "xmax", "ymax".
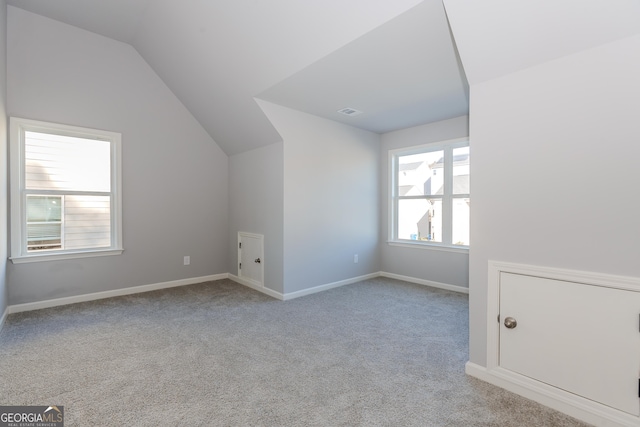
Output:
[
  {"xmin": 282, "ymin": 272, "xmax": 380, "ymax": 301},
  {"xmin": 228, "ymin": 274, "xmax": 284, "ymax": 300},
  {"xmin": 229, "ymin": 271, "xmax": 466, "ymax": 301},
  {"xmin": 229, "ymin": 273, "xmax": 380, "ymax": 301},
  {"xmin": 465, "ymin": 362, "xmax": 638, "ymax": 427},
  {"xmin": 3, "ymin": 271, "xmax": 467, "ymax": 317},
  {"xmin": 379, "ymin": 271, "xmax": 469, "ymax": 294},
  {"xmin": 7, "ymin": 274, "xmax": 228, "ymax": 315}
]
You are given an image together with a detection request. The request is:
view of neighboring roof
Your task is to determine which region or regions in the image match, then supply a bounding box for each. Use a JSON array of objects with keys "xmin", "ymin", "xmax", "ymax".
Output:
[
  {"xmin": 435, "ymin": 175, "xmax": 469, "ymax": 195},
  {"xmin": 433, "ymin": 153, "xmax": 469, "ymax": 166},
  {"xmin": 399, "ymin": 161, "xmax": 424, "ymax": 172},
  {"xmin": 398, "ymin": 185, "xmax": 414, "ymax": 196}
]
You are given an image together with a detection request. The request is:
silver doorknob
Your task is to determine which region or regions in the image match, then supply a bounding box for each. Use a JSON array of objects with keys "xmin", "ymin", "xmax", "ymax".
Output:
[{"xmin": 504, "ymin": 317, "xmax": 517, "ymax": 329}]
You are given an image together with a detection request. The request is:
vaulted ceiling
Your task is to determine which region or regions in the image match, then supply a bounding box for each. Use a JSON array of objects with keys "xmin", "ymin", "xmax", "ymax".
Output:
[
  {"xmin": 443, "ymin": 0, "xmax": 640, "ymax": 85},
  {"xmin": 7, "ymin": 0, "xmax": 470, "ymax": 155}
]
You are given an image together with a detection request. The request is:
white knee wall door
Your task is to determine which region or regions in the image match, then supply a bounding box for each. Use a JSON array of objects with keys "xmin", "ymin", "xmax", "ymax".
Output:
[
  {"xmin": 238, "ymin": 232, "xmax": 264, "ymax": 287},
  {"xmin": 499, "ymin": 272, "xmax": 640, "ymax": 417},
  {"xmin": 481, "ymin": 261, "xmax": 640, "ymax": 426}
]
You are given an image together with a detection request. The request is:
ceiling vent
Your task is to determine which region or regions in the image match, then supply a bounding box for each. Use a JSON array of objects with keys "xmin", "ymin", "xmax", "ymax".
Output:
[{"xmin": 337, "ymin": 107, "xmax": 363, "ymax": 117}]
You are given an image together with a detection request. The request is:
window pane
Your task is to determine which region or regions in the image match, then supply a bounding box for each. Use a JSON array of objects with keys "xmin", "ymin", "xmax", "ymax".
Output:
[
  {"xmin": 452, "ymin": 146, "xmax": 470, "ymax": 195},
  {"xmin": 398, "ymin": 199, "xmax": 442, "ymax": 242},
  {"xmin": 27, "ymin": 223, "xmax": 62, "ymax": 251},
  {"xmin": 25, "ymin": 131, "xmax": 111, "ymax": 192},
  {"xmin": 26, "ymin": 196, "xmax": 62, "ymax": 251},
  {"xmin": 26, "ymin": 195, "xmax": 61, "ymax": 222},
  {"xmin": 398, "ymin": 150, "xmax": 444, "ymax": 196},
  {"xmin": 64, "ymin": 195, "xmax": 111, "ymax": 250},
  {"xmin": 452, "ymin": 197, "xmax": 470, "ymax": 246}
]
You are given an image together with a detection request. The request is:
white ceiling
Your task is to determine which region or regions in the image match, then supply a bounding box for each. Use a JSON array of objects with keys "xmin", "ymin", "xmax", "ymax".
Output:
[
  {"xmin": 258, "ymin": 0, "xmax": 469, "ymax": 134},
  {"xmin": 443, "ymin": 0, "xmax": 640, "ymax": 85},
  {"xmin": 7, "ymin": 0, "xmax": 469, "ymax": 155},
  {"xmin": 6, "ymin": 0, "xmax": 155, "ymax": 43}
]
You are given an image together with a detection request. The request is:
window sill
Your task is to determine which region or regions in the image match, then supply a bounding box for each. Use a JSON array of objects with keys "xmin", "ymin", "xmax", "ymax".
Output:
[
  {"xmin": 387, "ymin": 241, "xmax": 469, "ymax": 254},
  {"xmin": 10, "ymin": 248, "xmax": 124, "ymax": 264}
]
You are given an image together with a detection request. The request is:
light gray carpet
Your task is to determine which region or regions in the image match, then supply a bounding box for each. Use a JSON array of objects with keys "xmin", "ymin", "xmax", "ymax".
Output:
[{"xmin": 0, "ymin": 278, "xmax": 589, "ymax": 426}]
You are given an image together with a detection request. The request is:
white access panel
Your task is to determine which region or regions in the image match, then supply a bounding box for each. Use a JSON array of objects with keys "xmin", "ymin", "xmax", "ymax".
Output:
[
  {"xmin": 238, "ymin": 232, "xmax": 264, "ymax": 287},
  {"xmin": 500, "ymin": 272, "xmax": 640, "ymax": 416}
]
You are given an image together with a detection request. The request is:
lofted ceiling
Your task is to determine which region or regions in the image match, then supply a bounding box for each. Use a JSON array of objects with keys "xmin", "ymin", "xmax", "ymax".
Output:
[
  {"xmin": 444, "ymin": 0, "xmax": 640, "ymax": 85},
  {"xmin": 258, "ymin": 0, "xmax": 468, "ymax": 134},
  {"xmin": 6, "ymin": 0, "xmax": 469, "ymax": 156}
]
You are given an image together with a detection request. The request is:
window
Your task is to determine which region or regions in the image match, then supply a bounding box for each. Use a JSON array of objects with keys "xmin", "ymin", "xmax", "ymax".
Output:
[
  {"xmin": 10, "ymin": 117, "xmax": 123, "ymax": 263},
  {"xmin": 390, "ymin": 138, "xmax": 469, "ymax": 248},
  {"xmin": 26, "ymin": 195, "xmax": 63, "ymax": 251}
]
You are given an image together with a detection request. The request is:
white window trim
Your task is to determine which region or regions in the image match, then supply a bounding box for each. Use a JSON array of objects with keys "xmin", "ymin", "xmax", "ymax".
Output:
[
  {"xmin": 9, "ymin": 117, "xmax": 123, "ymax": 264},
  {"xmin": 386, "ymin": 241, "xmax": 469, "ymax": 254},
  {"xmin": 388, "ymin": 137, "xmax": 469, "ymax": 250}
]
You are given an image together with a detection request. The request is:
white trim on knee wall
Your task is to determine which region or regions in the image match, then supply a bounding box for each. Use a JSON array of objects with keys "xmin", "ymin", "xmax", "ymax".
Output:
[
  {"xmin": 229, "ymin": 271, "xmax": 468, "ymax": 300},
  {"xmin": 379, "ymin": 271, "xmax": 469, "ymax": 294},
  {"xmin": 6, "ymin": 274, "xmax": 228, "ymax": 315},
  {"xmin": 0, "ymin": 271, "xmax": 468, "ymax": 327}
]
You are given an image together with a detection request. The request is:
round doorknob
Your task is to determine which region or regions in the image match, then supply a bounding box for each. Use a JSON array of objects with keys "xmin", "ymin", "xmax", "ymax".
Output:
[{"xmin": 504, "ymin": 317, "xmax": 517, "ymax": 329}]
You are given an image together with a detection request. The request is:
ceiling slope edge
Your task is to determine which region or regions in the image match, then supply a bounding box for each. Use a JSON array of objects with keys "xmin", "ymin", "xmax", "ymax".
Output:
[
  {"xmin": 256, "ymin": 0, "xmax": 469, "ymax": 135},
  {"xmin": 443, "ymin": 0, "xmax": 640, "ymax": 86},
  {"xmin": 130, "ymin": 0, "xmax": 425, "ymax": 156}
]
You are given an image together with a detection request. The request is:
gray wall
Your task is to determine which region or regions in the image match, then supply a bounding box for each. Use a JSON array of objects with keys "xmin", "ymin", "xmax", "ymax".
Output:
[
  {"xmin": 258, "ymin": 101, "xmax": 380, "ymax": 294},
  {"xmin": 6, "ymin": 7, "xmax": 229, "ymax": 304},
  {"xmin": 228, "ymin": 142, "xmax": 284, "ymax": 293},
  {"xmin": 380, "ymin": 116, "xmax": 469, "ymax": 288},
  {"xmin": 1, "ymin": 6, "xmax": 470, "ymax": 308},
  {"xmin": 468, "ymin": 35, "xmax": 640, "ymax": 367},
  {"xmin": 0, "ymin": 0, "xmax": 7, "ymax": 317}
]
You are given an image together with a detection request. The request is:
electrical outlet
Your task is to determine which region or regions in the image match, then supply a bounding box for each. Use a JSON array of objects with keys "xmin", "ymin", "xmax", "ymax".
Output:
[
  {"xmin": 183, "ymin": 256, "xmax": 190, "ymax": 265},
  {"xmin": 354, "ymin": 254, "xmax": 358, "ymax": 263}
]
